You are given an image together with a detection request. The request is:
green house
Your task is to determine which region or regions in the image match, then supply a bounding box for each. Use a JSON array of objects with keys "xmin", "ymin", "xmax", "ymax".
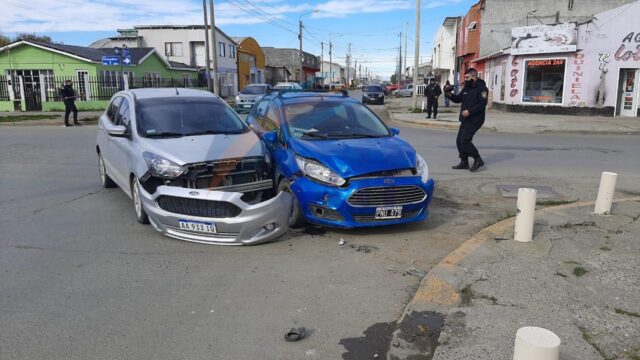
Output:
[{"xmin": 0, "ymin": 40, "xmax": 199, "ymax": 112}]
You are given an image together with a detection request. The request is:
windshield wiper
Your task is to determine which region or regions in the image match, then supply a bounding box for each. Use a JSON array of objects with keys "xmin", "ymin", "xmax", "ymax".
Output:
[
  {"xmin": 145, "ymin": 132, "xmax": 184, "ymax": 138},
  {"xmin": 301, "ymin": 131, "xmax": 329, "ymax": 139},
  {"xmin": 327, "ymin": 132, "xmax": 385, "ymax": 138},
  {"xmin": 184, "ymin": 130, "xmax": 244, "ymax": 136}
]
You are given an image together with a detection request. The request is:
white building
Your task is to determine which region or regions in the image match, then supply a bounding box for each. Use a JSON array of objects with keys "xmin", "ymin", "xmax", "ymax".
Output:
[
  {"xmin": 316, "ymin": 61, "xmax": 344, "ymax": 86},
  {"xmin": 91, "ymin": 25, "xmax": 239, "ymax": 97},
  {"xmin": 432, "ymin": 17, "xmax": 459, "ymax": 86}
]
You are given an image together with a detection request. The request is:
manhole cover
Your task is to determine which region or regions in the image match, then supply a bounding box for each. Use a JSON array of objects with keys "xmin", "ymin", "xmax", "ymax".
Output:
[{"xmin": 497, "ymin": 185, "xmax": 560, "ymax": 199}]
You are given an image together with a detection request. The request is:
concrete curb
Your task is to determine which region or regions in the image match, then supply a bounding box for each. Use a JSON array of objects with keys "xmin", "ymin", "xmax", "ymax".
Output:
[{"xmin": 387, "ymin": 196, "xmax": 640, "ymax": 360}]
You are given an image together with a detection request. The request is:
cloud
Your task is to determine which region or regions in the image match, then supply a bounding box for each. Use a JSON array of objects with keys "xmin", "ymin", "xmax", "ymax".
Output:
[{"xmin": 312, "ymin": 0, "xmax": 412, "ymax": 18}]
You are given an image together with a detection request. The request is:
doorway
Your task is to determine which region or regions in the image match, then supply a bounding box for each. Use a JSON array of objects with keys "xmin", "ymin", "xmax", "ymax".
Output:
[
  {"xmin": 617, "ymin": 68, "xmax": 639, "ymax": 117},
  {"xmin": 75, "ymin": 70, "xmax": 90, "ymax": 101}
]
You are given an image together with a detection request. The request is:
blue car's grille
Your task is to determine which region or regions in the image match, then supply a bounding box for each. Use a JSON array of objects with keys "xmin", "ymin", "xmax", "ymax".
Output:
[
  {"xmin": 347, "ymin": 186, "xmax": 427, "ymax": 207},
  {"xmin": 156, "ymin": 196, "xmax": 242, "ymax": 218}
]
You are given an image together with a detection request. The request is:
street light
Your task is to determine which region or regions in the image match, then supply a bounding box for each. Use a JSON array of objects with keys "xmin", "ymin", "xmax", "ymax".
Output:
[{"xmin": 299, "ymin": 9, "xmax": 319, "ymax": 89}]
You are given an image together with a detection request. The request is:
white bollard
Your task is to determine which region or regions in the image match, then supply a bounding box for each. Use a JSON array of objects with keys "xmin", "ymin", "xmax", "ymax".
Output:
[
  {"xmin": 421, "ymin": 101, "xmax": 425, "ymax": 112},
  {"xmin": 513, "ymin": 326, "xmax": 561, "ymax": 360},
  {"xmin": 514, "ymin": 188, "xmax": 537, "ymax": 242},
  {"xmin": 594, "ymin": 172, "xmax": 618, "ymax": 215}
]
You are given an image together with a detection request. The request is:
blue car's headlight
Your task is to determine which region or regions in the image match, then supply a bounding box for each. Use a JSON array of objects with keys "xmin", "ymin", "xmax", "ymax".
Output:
[
  {"xmin": 295, "ymin": 156, "xmax": 346, "ymax": 186},
  {"xmin": 416, "ymin": 154, "xmax": 429, "ymax": 183}
]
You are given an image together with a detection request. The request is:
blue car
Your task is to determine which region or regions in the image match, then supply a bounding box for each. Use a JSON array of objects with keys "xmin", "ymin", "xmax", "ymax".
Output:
[{"xmin": 246, "ymin": 91, "xmax": 434, "ymax": 228}]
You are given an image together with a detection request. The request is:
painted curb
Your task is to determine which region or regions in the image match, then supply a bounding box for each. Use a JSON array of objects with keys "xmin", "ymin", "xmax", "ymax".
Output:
[{"xmin": 387, "ymin": 196, "xmax": 640, "ymax": 360}]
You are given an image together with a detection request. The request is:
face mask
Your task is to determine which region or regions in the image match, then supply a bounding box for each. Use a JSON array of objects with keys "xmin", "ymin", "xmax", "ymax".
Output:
[{"xmin": 464, "ymin": 79, "xmax": 474, "ymax": 87}]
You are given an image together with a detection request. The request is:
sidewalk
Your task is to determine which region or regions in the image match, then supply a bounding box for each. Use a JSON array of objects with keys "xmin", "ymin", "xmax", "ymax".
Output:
[
  {"xmin": 386, "ymin": 96, "xmax": 640, "ymax": 135},
  {"xmin": 0, "ymin": 111, "xmax": 103, "ymax": 126},
  {"xmin": 388, "ymin": 197, "xmax": 640, "ymax": 360}
]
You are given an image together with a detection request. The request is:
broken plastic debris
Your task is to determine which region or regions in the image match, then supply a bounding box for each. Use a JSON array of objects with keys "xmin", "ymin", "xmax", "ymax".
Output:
[
  {"xmin": 338, "ymin": 238, "xmax": 346, "ymax": 245},
  {"xmin": 405, "ymin": 267, "xmax": 428, "ymax": 277}
]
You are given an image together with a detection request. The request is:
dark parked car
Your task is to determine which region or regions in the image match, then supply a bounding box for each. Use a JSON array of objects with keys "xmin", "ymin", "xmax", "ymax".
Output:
[{"xmin": 361, "ymin": 85, "xmax": 386, "ymax": 105}]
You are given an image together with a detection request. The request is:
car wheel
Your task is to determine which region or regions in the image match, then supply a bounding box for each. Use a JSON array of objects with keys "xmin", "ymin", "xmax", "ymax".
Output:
[
  {"xmin": 131, "ymin": 177, "xmax": 149, "ymax": 224},
  {"xmin": 277, "ymin": 178, "xmax": 306, "ymax": 228},
  {"xmin": 410, "ymin": 92, "xmax": 413, "ymax": 97},
  {"xmin": 98, "ymin": 153, "xmax": 116, "ymax": 188}
]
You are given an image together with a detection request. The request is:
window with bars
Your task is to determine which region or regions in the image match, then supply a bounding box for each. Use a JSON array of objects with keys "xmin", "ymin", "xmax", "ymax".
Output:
[
  {"xmin": 229, "ymin": 44, "xmax": 236, "ymax": 58},
  {"xmin": 99, "ymin": 71, "xmax": 133, "ymax": 88},
  {"xmin": 164, "ymin": 42, "xmax": 183, "ymax": 57},
  {"xmin": 219, "ymin": 42, "xmax": 226, "ymax": 57}
]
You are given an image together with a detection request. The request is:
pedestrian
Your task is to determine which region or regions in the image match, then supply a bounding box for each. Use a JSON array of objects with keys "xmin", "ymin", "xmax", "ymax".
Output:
[
  {"xmin": 445, "ymin": 68, "xmax": 488, "ymax": 172},
  {"xmin": 424, "ymin": 78, "xmax": 442, "ymax": 119},
  {"xmin": 443, "ymin": 80, "xmax": 452, "ymax": 107},
  {"xmin": 60, "ymin": 80, "xmax": 80, "ymax": 127}
]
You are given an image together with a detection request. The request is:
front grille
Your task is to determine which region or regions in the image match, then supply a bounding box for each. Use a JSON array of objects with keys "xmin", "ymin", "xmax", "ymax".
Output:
[
  {"xmin": 353, "ymin": 209, "xmax": 422, "ymax": 223},
  {"xmin": 157, "ymin": 196, "xmax": 242, "ymax": 218},
  {"xmin": 347, "ymin": 186, "xmax": 426, "ymax": 207},
  {"xmin": 185, "ymin": 157, "xmax": 267, "ymax": 190}
]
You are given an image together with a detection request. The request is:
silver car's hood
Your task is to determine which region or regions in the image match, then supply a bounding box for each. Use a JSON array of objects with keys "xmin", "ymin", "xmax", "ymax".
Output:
[{"xmin": 137, "ymin": 131, "xmax": 264, "ymax": 165}]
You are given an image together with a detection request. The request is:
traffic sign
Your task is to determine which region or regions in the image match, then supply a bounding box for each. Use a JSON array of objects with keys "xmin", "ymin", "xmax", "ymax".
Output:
[
  {"xmin": 114, "ymin": 47, "xmax": 120, "ymax": 55},
  {"xmin": 122, "ymin": 56, "xmax": 132, "ymax": 65},
  {"xmin": 122, "ymin": 48, "xmax": 130, "ymax": 56},
  {"xmin": 102, "ymin": 56, "xmax": 120, "ymax": 66}
]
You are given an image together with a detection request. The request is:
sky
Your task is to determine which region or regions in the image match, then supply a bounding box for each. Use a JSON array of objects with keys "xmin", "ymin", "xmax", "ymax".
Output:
[{"xmin": 1, "ymin": 0, "xmax": 477, "ymax": 79}]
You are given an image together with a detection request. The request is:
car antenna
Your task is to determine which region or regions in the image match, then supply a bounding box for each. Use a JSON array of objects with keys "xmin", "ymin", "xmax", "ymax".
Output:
[{"xmin": 175, "ymin": 88, "xmax": 180, "ymax": 95}]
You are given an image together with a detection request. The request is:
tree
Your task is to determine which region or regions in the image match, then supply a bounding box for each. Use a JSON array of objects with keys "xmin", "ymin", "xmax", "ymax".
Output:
[
  {"xmin": 0, "ymin": 34, "xmax": 11, "ymax": 47},
  {"xmin": 15, "ymin": 33, "xmax": 53, "ymax": 44},
  {"xmin": 390, "ymin": 74, "xmax": 397, "ymax": 84}
]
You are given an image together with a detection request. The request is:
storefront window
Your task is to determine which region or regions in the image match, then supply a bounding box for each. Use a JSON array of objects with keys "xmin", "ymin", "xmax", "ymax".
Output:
[{"xmin": 523, "ymin": 59, "xmax": 565, "ymax": 104}]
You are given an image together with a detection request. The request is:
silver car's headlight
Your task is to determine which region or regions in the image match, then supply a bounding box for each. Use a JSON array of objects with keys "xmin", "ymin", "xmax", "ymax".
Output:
[
  {"xmin": 416, "ymin": 154, "xmax": 430, "ymax": 183},
  {"xmin": 143, "ymin": 152, "xmax": 187, "ymax": 178},
  {"xmin": 235, "ymin": 95, "xmax": 241, "ymax": 102},
  {"xmin": 295, "ymin": 156, "xmax": 345, "ymax": 186}
]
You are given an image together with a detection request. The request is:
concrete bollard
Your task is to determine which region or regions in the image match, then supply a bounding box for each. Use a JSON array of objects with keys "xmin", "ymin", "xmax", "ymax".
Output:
[
  {"xmin": 513, "ymin": 326, "xmax": 561, "ymax": 360},
  {"xmin": 514, "ymin": 188, "xmax": 537, "ymax": 242},
  {"xmin": 421, "ymin": 101, "xmax": 425, "ymax": 112},
  {"xmin": 594, "ymin": 172, "xmax": 618, "ymax": 215}
]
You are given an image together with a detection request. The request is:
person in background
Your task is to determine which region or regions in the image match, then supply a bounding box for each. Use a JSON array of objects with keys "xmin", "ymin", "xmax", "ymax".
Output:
[
  {"xmin": 445, "ymin": 68, "xmax": 488, "ymax": 172},
  {"xmin": 60, "ymin": 80, "xmax": 80, "ymax": 127},
  {"xmin": 443, "ymin": 80, "xmax": 453, "ymax": 107},
  {"xmin": 424, "ymin": 78, "xmax": 442, "ymax": 119}
]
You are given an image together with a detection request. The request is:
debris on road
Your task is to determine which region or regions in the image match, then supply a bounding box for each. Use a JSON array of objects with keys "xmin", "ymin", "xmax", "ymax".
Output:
[
  {"xmin": 284, "ymin": 327, "xmax": 306, "ymax": 342},
  {"xmin": 348, "ymin": 244, "xmax": 379, "ymax": 253},
  {"xmin": 405, "ymin": 267, "xmax": 428, "ymax": 278},
  {"xmin": 338, "ymin": 238, "xmax": 346, "ymax": 246}
]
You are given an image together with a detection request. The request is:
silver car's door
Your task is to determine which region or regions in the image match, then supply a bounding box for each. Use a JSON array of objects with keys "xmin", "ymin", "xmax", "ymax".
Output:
[
  {"xmin": 107, "ymin": 97, "xmax": 134, "ymax": 194},
  {"xmin": 98, "ymin": 96, "xmax": 123, "ymax": 179}
]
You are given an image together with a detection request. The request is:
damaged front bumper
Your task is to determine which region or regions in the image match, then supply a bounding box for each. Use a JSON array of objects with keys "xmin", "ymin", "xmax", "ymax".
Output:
[{"xmin": 138, "ymin": 184, "xmax": 292, "ymax": 245}]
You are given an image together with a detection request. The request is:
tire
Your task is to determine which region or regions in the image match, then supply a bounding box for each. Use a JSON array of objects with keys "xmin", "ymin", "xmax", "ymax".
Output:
[
  {"xmin": 277, "ymin": 178, "xmax": 306, "ymax": 228},
  {"xmin": 410, "ymin": 92, "xmax": 413, "ymax": 97},
  {"xmin": 131, "ymin": 177, "xmax": 149, "ymax": 224},
  {"xmin": 98, "ymin": 153, "xmax": 116, "ymax": 188}
]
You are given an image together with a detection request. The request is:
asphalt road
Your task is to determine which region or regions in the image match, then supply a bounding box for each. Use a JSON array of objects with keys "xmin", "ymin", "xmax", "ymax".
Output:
[{"xmin": 1, "ymin": 111, "xmax": 639, "ymax": 359}]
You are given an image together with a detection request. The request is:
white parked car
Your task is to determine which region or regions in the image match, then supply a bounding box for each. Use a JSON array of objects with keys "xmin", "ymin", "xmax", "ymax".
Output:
[{"xmin": 397, "ymin": 84, "xmax": 414, "ymax": 97}]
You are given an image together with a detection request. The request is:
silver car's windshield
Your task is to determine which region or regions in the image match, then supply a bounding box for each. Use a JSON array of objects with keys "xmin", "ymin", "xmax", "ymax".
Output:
[
  {"xmin": 241, "ymin": 85, "xmax": 267, "ymax": 95},
  {"xmin": 136, "ymin": 97, "xmax": 249, "ymax": 137}
]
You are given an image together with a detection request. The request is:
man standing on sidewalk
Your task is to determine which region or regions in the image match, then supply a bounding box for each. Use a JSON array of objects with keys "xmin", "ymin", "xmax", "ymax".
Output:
[
  {"xmin": 425, "ymin": 78, "xmax": 442, "ymax": 119},
  {"xmin": 60, "ymin": 80, "xmax": 81, "ymax": 127},
  {"xmin": 446, "ymin": 68, "xmax": 487, "ymax": 172}
]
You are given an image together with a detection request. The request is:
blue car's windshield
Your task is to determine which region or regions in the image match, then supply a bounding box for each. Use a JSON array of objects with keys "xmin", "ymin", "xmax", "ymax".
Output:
[
  {"xmin": 283, "ymin": 100, "xmax": 390, "ymax": 140},
  {"xmin": 136, "ymin": 97, "xmax": 249, "ymax": 137}
]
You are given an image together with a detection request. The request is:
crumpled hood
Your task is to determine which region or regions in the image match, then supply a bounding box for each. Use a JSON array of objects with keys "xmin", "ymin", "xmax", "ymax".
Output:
[
  {"xmin": 137, "ymin": 131, "xmax": 264, "ymax": 165},
  {"xmin": 290, "ymin": 136, "xmax": 417, "ymax": 178}
]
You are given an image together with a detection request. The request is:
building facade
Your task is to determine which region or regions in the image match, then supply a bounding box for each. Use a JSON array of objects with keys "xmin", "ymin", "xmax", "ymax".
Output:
[
  {"xmin": 485, "ymin": 2, "xmax": 640, "ymax": 117},
  {"xmin": 91, "ymin": 25, "xmax": 239, "ymax": 97},
  {"xmin": 262, "ymin": 47, "xmax": 320, "ymax": 88},
  {"xmin": 0, "ymin": 41, "xmax": 196, "ymax": 112},
  {"xmin": 316, "ymin": 61, "xmax": 345, "ymax": 86},
  {"xmin": 231, "ymin": 37, "xmax": 266, "ymax": 90},
  {"xmin": 433, "ymin": 17, "xmax": 460, "ymax": 86}
]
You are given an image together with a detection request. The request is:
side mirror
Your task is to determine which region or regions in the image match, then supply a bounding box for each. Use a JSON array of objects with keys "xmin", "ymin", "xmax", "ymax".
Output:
[
  {"xmin": 100, "ymin": 117, "xmax": 127, "ymax": 137},
  {"xmin": 263, "ymin": 131, "xmax": 277, "ymax": 144},
  {"xmin": 390, "ymin": 128, "xmax": 400, "ymax": 136}
]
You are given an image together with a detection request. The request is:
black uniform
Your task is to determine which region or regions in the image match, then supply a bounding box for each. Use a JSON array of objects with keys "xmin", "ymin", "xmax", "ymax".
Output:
[
  {"xmin": 60, "ymin": 85, "xmax": 79, "ymax": 126},
  {"xmin": 425, "ymin": 83, "xmax": 442, "ymax": 118},
  {"xmin": 447, "ymin": 79, "xmax": 488, "ymax": 161}
]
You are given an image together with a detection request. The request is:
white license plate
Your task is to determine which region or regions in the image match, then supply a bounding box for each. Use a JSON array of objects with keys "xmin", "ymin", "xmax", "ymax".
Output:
[
  {"xmin": 375, "ymin": 206, "xmax": 402, "ymax": 219},
  {"xmin": 242, "ymin": 105, "xmax": 252, "ymax": 108},
  {"xmin": 178, "ymin": 220, "xmax": 216, "ymax": 233}
]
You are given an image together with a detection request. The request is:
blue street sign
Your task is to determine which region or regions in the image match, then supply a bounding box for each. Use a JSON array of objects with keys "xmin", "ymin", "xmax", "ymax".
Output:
[
  {"xmin": 122, "ymin": 54, "xmax": 132, "ymax": 65},
  {"xmin": 102, "ymin": 56, "xmax": 120, "ymax": 66},
  {"xmin": 114, "ymin": 47, "xmax": 120, "ymax": 55},
  {"xmin": 122, "ymin": 48, "xmax": 130, "ymax": 56}
]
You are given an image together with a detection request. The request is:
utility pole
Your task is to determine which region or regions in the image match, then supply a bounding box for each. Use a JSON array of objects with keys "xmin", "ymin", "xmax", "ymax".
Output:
[
  {"xmin": 298, "ymin": 19, "xmax": 304, "ymax": 87},
  {"xmin": 346, "ymin": 43, "xmax": 351, "ymax": 88},
  {"xmin": 398, "ymin": 32, "xmax": 402, "ymax": 85},
  {"xmin": 202, "ymin": 0, "xmax": 212, "ymax": 92},
  {"xmin": 354, "ymin": 59, "xmax": 357, "ymax": 86},
  {"xmin": 412, "ymin": 0, "xmax": 420, "ymax": 109},
  {"xmin": 321, "ymin": 42, "xmax": 324, "ymax": 87},
  {"xmin": 209, "ymin": 0, "xmax": 219, "ymax": 96},
  {"xmin": 329, "ymin": 38, "xmax": 333, "ymax": 87},
  {"xmin": 404, "ymin": 21, "xmax": 408, "ymax": 82}
]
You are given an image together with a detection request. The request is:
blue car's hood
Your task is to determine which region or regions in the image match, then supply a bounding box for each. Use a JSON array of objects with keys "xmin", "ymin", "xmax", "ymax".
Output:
[{"xmin": 291, "ymin": 136, "xmax": 417, "ymax": 178}]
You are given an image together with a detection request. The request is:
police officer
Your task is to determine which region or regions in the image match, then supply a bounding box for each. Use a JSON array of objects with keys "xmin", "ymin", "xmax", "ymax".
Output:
[
  {"xmin": 425, "ymin": 78, "xmax": 442, "ymax": 119},
  {"xmin": 445, "ymin": 68, "xmax": 487, "ymax": 172},
  {"xmin": 60, "ymin": 80, "xmax": 80, "ymax": 127}
]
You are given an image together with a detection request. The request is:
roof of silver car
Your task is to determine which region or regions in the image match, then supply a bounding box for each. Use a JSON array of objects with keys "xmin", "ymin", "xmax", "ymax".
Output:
[{"xmin": 127, "ymin": 88, "xmax": 217, "ymax": 100}]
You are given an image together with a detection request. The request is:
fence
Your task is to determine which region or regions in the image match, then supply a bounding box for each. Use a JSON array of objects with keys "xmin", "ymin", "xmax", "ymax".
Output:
[{"xmin": 0, "ymin": 76, "xmax": 11, "ymax": 101}]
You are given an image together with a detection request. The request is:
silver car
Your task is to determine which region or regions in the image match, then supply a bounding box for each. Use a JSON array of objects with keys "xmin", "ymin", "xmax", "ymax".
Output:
[
  {"xmin": 96, "ymin": 88, "xmax": 291, "ymax": 245},
  {"xmin": 397, "ymin": 84, "xmax": 414, "ymax": 97},
  {"xmin": 235, "ymin": 83, "xmax": 272, "ymax": 113}
]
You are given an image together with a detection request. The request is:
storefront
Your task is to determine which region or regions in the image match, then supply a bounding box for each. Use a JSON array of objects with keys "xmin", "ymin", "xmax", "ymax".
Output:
[{"xmin": 485, "ymin": 3, "xmax": 640, "ymax": 117}]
